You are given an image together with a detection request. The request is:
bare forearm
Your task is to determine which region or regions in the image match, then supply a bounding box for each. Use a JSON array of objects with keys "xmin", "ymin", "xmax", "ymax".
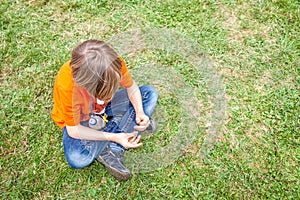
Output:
[
  {"xmin": 127, "ymin": 81, "xmax": 144, "ymax": 115},
  {"xmin": 66, "ymin": 124, "xmax": 142, "ymax": 149},
  {"xmin": 66, "ymin": 125, "xmax": 116, "ymax": 142}
]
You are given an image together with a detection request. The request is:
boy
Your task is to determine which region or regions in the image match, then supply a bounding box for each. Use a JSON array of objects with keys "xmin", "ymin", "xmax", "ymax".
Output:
[{"xmin": 51, "ymin": 40, "xmax": 158, "ymax": 181}]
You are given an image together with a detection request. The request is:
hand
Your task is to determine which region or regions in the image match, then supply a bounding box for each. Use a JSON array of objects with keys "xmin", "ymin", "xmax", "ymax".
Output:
[
  {"xmin": 114, "ymin": 131, "xmax": 142, "ymax": 149},
  {"xmin": 134, "ymin": 113, "xmax": 150, "ymax": 131}
]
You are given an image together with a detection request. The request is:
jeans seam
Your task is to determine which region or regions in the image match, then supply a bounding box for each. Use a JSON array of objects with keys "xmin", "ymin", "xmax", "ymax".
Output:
[
  {"xmin": 112, "ymin": 100, "xmax": 130, "ymax": 107},
  {"xmin": 121, "ymin": 110, "xmax": 135, "ymax": 132}
]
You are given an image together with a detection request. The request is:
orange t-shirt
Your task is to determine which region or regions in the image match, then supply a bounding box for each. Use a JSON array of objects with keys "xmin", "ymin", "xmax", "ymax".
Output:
[{"xmin": 51, "ymin": 58, "xmax": 133, "ymax": 129}]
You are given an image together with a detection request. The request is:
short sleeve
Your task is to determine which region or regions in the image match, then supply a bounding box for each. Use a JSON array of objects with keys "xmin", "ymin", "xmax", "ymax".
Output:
[
  {"xmin": 60, "ymin": 85, "xmax": 81, "ymax": 126},
  {"xmin": 51, "ymin": 62, "xmax": 81, "ymax": 128},
  {"xmin": 119, "ymin": 57, "xmax": 134, "ymax": 88}
]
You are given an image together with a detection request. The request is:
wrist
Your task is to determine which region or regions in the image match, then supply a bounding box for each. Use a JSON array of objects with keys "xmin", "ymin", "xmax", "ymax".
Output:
[
  {"xmin": 135, "ymin": 109, "xmax": 145, "ymax": 116},
  {"xmin": 106, "ymin": 132, "xmax": 118, "ymax": 143}
]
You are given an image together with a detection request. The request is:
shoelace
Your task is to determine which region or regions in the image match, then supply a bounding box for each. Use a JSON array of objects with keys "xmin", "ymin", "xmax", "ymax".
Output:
[{"xmin": 114, "ymin": 151, "xmax": 125, "ymax": 162}]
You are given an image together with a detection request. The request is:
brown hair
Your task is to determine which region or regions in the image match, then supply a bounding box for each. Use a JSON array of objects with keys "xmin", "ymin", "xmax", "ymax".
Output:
[{"xmin": 70, "ymin": 40, "xmax": 122, "ymax": 100}]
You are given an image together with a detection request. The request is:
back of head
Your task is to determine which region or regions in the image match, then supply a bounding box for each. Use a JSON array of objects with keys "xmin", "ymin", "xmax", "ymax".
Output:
[{"xmin": 70, "ymin": 39, "xmax": 122, "ymax": 100}]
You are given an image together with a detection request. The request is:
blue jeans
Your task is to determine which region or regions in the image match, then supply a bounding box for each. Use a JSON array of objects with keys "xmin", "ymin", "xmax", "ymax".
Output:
[{"xmin": 62, "ymin": 85, "xmax": 158, "ymax": 169}]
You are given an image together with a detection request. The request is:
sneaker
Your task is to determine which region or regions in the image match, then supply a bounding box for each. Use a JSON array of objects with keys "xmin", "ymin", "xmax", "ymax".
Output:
[
  {"xmin": 97, "ymin": 146, "xmax": 131, "ymax": 181},
  {"xmin": 145, "ymin": 118, "xmax": 157, "ymax": 133}
]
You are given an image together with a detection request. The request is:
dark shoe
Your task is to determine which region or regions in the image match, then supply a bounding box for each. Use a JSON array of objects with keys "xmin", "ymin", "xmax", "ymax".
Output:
[
  {"xmin": 97, "ymin": 146, "xmax": 131, "ymax": 181},
  {"xmin": 145, "ymin": 118, "xmax": 157, "ymax": 133}
]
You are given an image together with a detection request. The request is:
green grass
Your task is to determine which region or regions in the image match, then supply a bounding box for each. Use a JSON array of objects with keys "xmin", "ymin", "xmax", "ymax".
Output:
[{"xmin": 1, "ymin": 0, "xmax": 299, "ymax": 199}]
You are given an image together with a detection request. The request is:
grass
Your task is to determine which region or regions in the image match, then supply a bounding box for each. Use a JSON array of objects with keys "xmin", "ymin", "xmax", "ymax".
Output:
[{"xmin": 1, "ymin": 0, "xmax": 299, "ymax": 199}]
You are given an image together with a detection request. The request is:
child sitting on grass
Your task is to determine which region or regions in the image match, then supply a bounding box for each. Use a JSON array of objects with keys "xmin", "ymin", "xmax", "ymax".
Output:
[{"xmin": 51, "ymin": 39, "xmax": 158, "ymax": 181}]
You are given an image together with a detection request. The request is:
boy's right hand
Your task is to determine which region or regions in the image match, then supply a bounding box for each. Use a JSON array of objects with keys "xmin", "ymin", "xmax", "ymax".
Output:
[{"xmin": 114, "ymin": 131, "xmax": 142, "ymax": 149}]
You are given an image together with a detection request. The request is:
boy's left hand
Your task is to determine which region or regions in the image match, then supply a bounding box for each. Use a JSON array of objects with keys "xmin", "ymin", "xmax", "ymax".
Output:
[{"xmin": 134, "ymin": 113, "xmax": 150, "ymax": 131}]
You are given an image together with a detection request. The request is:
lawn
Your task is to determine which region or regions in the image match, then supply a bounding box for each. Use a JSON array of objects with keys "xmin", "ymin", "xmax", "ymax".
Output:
[{"xmin": 0, "ymin": 0, "xmax": 299, "ymax": 199}]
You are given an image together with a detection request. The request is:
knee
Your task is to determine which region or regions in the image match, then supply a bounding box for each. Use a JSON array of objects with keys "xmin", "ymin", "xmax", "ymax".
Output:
[
  {"xmin": 65, "ymin": 152, "xmax": 93, "ymax": 169},
  {"xmin": 149, "ymin": 86, "xmax": 159, "ymax": 102},
  {"xmin": 141, "ymin": 85, "xmax": 159, "ymax": 102}
]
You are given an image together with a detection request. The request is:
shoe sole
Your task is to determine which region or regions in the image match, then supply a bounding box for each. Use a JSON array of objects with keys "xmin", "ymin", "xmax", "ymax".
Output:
[{"xmin": 97, "ymin": 157, "xmax": 131, "ymax": 181}]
